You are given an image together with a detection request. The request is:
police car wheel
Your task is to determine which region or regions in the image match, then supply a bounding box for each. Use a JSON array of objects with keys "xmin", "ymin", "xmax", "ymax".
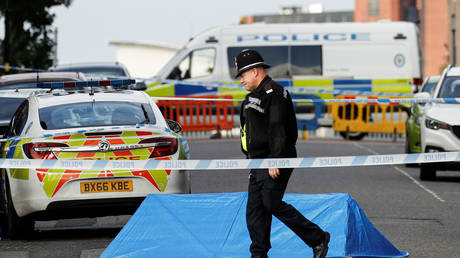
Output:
[{"xmin": 4, "ymin": 177, "xmax": 35, "ymax": 239}]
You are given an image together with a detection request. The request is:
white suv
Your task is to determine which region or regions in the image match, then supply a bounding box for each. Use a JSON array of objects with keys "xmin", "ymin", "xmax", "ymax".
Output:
[{"xmin": 419, "ymin": 66, "xmax": 460, "ymax": 180}]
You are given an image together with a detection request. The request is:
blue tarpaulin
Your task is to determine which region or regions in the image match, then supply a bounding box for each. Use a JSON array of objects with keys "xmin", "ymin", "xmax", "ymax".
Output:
[{"xmin": 102, "ymin": 192, "xmax": 408, "ymax": 258}]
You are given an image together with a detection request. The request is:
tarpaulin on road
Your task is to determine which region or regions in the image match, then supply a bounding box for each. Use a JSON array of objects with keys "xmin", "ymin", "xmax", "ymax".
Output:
[{"xmin": 101, "ymin": 192, "xmax": 408, "ymax": 258}]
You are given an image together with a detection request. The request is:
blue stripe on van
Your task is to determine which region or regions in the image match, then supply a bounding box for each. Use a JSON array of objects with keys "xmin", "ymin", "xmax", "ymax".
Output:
[
  {"xmin": 274, "ymin": 80, "xmax": 292, "ymax": 87},
  {"xmin": 175, "ymin": 83, "xmax": 218, "ymax": 96},
  {"xmin": 333, "ymin": 79, "xmax": 372, "ymax": 85},
  {"xmin": 333, "ymin": 86, "xmax": 372, "ymax": 92}
]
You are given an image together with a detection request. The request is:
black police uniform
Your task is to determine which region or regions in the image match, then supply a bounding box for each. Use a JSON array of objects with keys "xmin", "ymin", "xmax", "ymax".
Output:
[{"xmin": 240, "ymin": 76, "xmax": 325, "ymax": 256}]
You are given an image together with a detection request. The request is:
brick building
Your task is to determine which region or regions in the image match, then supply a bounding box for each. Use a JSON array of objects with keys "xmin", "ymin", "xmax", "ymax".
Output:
[{"xmin": 355, "ymin": 0, "xmax": 459, "ymax": 77}]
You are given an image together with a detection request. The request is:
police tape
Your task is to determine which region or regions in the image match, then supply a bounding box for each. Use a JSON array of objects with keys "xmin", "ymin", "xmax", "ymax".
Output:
[
  {"xmin": 150, "ymin": 79, "xmax": 414, "ymax": 97},
  {"xmin": 152, "ymin": 96, "xmax": 456, "ymax": 104},
  {"xmin": 0, "ymin": 64, "xmax": 45, "ymax": 72},
  {"xmin": 0, "ymin": 151, "xmax": 457, "ymax": 173}
]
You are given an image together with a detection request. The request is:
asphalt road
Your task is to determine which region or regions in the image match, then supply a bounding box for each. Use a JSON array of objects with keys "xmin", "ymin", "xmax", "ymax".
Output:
[{"xmin": 0, "ymin": 137, "xmax": 459, "ymax": 257}]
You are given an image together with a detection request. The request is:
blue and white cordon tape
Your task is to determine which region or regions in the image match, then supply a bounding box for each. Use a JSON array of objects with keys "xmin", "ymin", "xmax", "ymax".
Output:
[
  {"xmin": 0, "ymin": 64, "xmax": 45, "ymax": 72},
  {"xmin": 0, "ymin": 151, "xmax": 456, "ymax": 175},
  {"xmin": 153, "ymin": 96, "xmax": 460, "ymax": 104},
  {"xmin": 150, "ymin": 79, "xmax": 414, "ymax": 97}
]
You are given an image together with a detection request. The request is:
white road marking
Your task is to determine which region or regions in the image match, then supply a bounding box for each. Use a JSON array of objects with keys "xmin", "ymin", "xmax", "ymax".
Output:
[
  {"xmin": 353, "ymin": 142, "xmax": 445, "ymax": 203},
  {"xmin": 0, "ymin": 251, "xmax": 30, "ymax": 258}
]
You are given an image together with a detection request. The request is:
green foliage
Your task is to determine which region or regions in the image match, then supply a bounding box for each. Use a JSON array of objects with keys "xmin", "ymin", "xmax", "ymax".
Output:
[{"xmin": 0, "ymin": 0, "xmax": 72, "ymax": 74}]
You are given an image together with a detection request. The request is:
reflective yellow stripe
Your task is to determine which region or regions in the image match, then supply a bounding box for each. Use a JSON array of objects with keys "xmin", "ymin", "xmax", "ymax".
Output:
[
  {"xmin": 241, "ymin": 124, "xmax": 247, "ymax": 151},
  {"xmin": 145, "ymin": 83, "xmax": 175, "ymax": 97},
  {"xmin": 371, "ymin": 79, "xmax": 412, "ymax": 94}
]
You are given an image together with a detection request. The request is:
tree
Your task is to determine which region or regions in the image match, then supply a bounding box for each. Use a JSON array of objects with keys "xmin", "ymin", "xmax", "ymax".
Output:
[{"xmin": 0, "ymin": 0, "xmax": 73, "ymax": 74}]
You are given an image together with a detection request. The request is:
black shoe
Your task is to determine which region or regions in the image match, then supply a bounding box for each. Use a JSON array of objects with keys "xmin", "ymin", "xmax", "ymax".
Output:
[
  {"xmin": 313, "ymin": 231, "xmax": 330, "ymax": 258},
  {"xmin": 250, "ymin": 255, "xmax": 268, "ymax": 258}
]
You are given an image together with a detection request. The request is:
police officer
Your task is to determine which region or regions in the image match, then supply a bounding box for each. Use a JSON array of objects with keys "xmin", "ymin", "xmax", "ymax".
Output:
[{"xmin": 236, "ymin": 49, "xmax": 330, "ymax": 258}]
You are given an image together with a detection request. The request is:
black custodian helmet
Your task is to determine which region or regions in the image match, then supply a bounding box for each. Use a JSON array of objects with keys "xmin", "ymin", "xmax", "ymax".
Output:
[{"xmin": 234, "ymin": 49, "xmax": 270, "ymax": 78}]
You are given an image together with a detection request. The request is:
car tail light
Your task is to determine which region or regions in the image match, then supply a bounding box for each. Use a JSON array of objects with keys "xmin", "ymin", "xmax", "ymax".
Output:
[
  {"xmin": 412, "ymin": 77, "xmax": 423, "ymax": 93},
  {"xmin": 413, "ymin": 78, "xmax": 423, "ymax": 86},
  {"xmin": 139, "ymin": 137, "xmax": 178, "ymax": 158},
  {"xmin": 23, "ymin": 142, "xmax": 69, "ymax": 159}
]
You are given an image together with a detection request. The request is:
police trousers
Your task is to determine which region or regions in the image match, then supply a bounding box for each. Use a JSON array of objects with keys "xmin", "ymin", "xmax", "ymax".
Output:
[{"xmin": 246, "ymin": 168, "xmax": 324, "ymax": 256}]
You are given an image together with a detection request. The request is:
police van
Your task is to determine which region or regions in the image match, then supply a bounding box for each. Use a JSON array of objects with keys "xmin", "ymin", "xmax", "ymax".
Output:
[{"xmin": 147, "ymin": 21, "xmax": 422, "ymax": 97}]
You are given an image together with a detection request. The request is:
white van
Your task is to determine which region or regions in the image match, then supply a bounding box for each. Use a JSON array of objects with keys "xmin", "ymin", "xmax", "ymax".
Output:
[{"xmin": 147, "ymin": 21, "xmax": 422, "ymax": 97}]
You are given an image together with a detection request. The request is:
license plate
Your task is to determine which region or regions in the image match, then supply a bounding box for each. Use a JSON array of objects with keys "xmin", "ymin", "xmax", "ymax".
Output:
[{"xmin": 80, "ymin": 180, "xmax": 133, "ymax": 193}]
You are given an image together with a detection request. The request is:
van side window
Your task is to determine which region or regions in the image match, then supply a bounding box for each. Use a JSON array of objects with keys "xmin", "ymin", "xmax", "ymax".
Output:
[
  {"xmin": 291, "ymin": 46, "xmax": 322, "ymax": 76},
  {"xmin": 167, "ymin": 48, "xmax": 216, "ymax": 80},
  {"xmin": 227, "ymin": 46, "xmax": 289, "ymax": 79}
]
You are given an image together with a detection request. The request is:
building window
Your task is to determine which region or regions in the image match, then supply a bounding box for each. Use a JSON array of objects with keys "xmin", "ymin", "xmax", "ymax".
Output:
[{"xmin": 368, "ymin": 0, "xmax": 379, "ymax": 17}]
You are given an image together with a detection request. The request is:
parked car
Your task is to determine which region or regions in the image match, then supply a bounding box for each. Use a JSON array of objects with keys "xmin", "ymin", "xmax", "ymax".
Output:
[
  {"xmin": 405, "ymin": 75, "xmax": 440, "ymax": 154},
  {"xmin": 0, "ymin": 82, "xmax": 190, "ymax": 238},
  {"xmin": 0, "ymin": 72, "xmax": 86, "ymax": 137},
  {"xmin": 49, "ymin": 62, "xmax": 146, "ymax": 90},
  {"xmin": 419, "ymin": 66, "xmax": 460, "ymax": 180}
]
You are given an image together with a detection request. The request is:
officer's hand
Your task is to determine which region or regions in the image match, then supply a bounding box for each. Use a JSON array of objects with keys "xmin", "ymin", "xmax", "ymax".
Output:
[{"xmin": 269, "ymin": 168, "xmax": 280, "ymax": 179}]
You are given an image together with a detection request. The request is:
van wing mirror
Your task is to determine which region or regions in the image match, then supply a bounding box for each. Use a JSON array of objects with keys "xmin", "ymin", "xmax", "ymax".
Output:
[
  {"xmin": 166, "ymin": 119, "xmax": 182, "ymax": 133},
  {"xmin": 414, "ymin": 92, "xmax": 431, "ymax": 99},
  {"xmin": 132, "ymin": 81, "xmax": 147, "ymax": 90}
]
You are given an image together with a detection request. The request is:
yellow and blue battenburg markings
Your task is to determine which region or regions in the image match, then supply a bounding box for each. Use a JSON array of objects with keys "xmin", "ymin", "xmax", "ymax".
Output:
[
  {"xmin": 145, "ymin": 78, "xmax": 413, "ymax": 99},
  {"xmin": 0, "ymin": 78, "xmax": 190, "ymax": 198},
  {"xmin": 1, "ymin": 127, "xmax": 189, "ymax": 198},
  {"xmin": 151, "ymin": 97, "xmax": 458, "ymax": 104}
]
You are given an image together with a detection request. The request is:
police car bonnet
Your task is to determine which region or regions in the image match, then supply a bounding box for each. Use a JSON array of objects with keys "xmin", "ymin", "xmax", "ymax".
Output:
[{"xmin": 235, "ymin": 49, "xmax": 270, "ymax": 78}]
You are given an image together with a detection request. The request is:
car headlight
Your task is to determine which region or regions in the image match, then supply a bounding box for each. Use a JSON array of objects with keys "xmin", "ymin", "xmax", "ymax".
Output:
[{"xmin": 425, "ymin": 117, "xmax": 451, "ymax": 130}]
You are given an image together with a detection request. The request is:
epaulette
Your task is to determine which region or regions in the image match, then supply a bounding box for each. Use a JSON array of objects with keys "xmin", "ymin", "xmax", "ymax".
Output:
[{"xmin": 263, "ymin": 84, "xmax": 273, "ymax": 94}]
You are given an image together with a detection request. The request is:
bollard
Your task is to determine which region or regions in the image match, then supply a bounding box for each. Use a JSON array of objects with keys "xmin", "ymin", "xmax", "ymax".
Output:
[{"xmin": 302, "ymin": 125, "xmax": 308, "ymax": 140}]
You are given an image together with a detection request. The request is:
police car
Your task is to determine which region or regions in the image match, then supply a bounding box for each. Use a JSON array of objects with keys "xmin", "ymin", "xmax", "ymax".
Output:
[
  {"xmin": 0, "ymin": 72, "xmax": 87, "ymax": 137},
  {"xmin": 49, "ymin": 62, "xmax": 147, "ymax": 90},
  {"xmin": 0, "ymin": 79, "xmax": 190, "ymax": 238},
  {"xmin": 419, "ymin": 66, "xmax": 460, "ymax": 180}
]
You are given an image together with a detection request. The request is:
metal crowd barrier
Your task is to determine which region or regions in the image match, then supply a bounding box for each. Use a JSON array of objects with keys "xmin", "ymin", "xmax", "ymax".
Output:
[
  {"xmin": 328, "ymin": 95, "xmax": 408, "ymax": 138},
  {"xmin": 156, "ymin": 95, "xmax": 234, "ymax": 132}
]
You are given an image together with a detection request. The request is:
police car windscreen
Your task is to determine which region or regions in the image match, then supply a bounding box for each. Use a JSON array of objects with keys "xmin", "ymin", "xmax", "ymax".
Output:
[
  {"xmin": 38, "ymin": 101, "xmax": 156, "ymax": 130},
  {"xmin": 438, "ymin": 77, "xmax": 460, "ymax": 98}
]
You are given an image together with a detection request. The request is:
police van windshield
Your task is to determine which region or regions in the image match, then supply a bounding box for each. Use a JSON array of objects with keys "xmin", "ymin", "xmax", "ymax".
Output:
[
  {"xmin": 227, "ymin": 46, "xmax": 322, "ymax": 79},
  {"xmin": 39, "ymin": 101, "xmax": 156, "ymax": 130},
  {"xmin": 155, "ymin": 47, "xmax": 188, "ymax": 78}
]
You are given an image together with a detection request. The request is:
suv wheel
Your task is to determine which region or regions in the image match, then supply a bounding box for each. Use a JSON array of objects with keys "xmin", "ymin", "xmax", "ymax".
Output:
[
  {"xmin": 419, "ymin": 164, "xmax": 436, "ymax": 181},
  {"xmin": 339, "ymin": 132, "xmax": 367, "ymax": 140}
]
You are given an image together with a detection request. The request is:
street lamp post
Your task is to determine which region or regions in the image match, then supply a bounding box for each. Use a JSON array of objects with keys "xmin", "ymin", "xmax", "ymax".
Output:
[
  {"xmin": 3, "ymin": 0, "xmax": 10, "ymax": 70},
  {"xmin": 452, "ymin": 14, "xmax": 456, "ymax": 66}
]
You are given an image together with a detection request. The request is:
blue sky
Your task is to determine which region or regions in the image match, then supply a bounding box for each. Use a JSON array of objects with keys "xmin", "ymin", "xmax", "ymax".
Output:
[{"xmin": 51, "ymin": 0, "xmax": 354, "ymax": 64}]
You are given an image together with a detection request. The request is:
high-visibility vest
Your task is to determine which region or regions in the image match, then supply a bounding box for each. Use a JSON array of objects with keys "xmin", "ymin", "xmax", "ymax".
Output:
[{"xmin": 241, "ymin": 124, "xmax": 247, "ymax": 152}]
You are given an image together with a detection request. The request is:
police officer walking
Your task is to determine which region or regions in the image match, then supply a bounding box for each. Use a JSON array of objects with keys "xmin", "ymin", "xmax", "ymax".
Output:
[{"xmin": 236, "ymin": 49, "xmax": 330, "ymax": 258}]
